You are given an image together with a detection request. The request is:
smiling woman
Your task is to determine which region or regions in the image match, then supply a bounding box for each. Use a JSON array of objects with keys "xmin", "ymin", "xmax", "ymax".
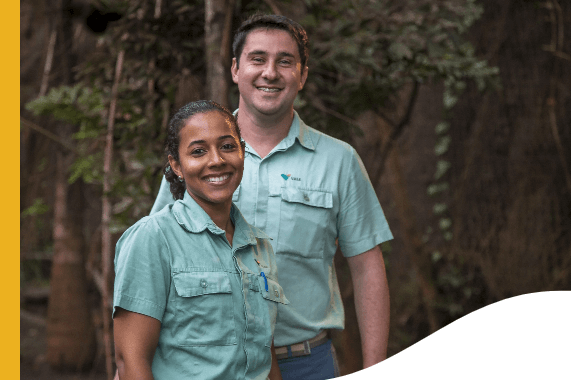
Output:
[
  {"xmin": 112, "ymin": 100, "xmax": 287, "ymax": 380},
  {"xmin": 165, "ymin": 101, "xmax": 245, "ymax": 233}
]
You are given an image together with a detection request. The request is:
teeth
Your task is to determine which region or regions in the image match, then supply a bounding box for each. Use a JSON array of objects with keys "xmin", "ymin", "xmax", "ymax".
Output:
[
  {"xmin": 258, "ymin": 87, "xmax": 280, "ymax": 93},
  {"xmin": 206, "ymin": 174, "xmax": 230, "ymax": 183}
]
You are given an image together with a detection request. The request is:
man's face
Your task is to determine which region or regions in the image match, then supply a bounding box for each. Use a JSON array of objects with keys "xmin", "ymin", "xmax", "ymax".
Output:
[{"xmin": 231, "ymin": 28, "xmax": 308, "ymax": 120}]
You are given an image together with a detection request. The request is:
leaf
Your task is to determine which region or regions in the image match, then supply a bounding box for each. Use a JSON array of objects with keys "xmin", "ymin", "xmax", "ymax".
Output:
[
  {"xmin": 388, "ymin": 42, "xmax": 413, "ymax": 60},
  {"xmin": 435, "ymin": 121, "xmax": 450, "ymax": 134},
  {"xmin": 434, "ymin": 135, "xmax": 452, "ymax": 155},
  {"xmin": 434, "ymin": 160, "xmax": 451, "ymax": 180},
  {"xmin": 21, "ymin": 198, "xmax": 50, "ymax": 217}
]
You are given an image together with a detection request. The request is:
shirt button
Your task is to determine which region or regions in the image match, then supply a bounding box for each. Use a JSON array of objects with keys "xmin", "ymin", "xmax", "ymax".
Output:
[
  {"xmin": 303, "ymin": 193, "xmax": 310, "ymax": 202},
  {"xmin": 200, "ymin": 280, "xmax": 208, "ymax": 288},
  {"xmin": 274, "ymin": 290, "xmax": 280, "ymax": 298}
]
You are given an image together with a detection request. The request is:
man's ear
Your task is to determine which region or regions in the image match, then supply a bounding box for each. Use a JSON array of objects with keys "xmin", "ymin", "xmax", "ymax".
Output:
[
  {"xmin": 298, "ymin": 65, "xmax": 309, "ymax": 91},
  {"xmin": 231, "ymin": 58, "xmax": 239, "ymax": 84},
  {"xmin": 168, "ymin": 155, "xmax": 183, "ymax": 179}
]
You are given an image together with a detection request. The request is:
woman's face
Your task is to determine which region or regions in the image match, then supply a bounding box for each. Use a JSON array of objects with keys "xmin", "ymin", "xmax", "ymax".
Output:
[{"xmin": 169, "ymin": 110, "xmax": 244, "ymax": 210}]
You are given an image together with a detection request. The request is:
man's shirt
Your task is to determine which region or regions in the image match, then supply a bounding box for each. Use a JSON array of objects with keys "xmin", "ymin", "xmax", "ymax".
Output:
[
  {"xmin": 150, "ymin": 111, "xmax": 392, "ymax": 346},
  {"xmin": 115, "ymin": 191, "xmax": 287, "ymax": 379}
]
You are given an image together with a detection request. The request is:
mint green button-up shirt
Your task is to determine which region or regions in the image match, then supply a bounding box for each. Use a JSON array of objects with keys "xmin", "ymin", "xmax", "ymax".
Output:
[
  {"xmin": 151, "ymin": 111, "xmax": 393, "ymax": 347},
  {"xmin": 114, "ymin": 191, "xmax": 288, "ymax": 380}
]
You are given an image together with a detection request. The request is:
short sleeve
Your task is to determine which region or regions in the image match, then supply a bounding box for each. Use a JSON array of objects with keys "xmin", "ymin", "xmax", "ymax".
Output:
[
  {"xmin": 150, "ymin": 176, "xmax": 175, "ymax": 215},
  {"xmin": 113, "ymin": 217, "xmax": 171, "ymax": 321},
  {"xmin": 337, "ymin": 148, "xmax": 393, "ymax": 257}
]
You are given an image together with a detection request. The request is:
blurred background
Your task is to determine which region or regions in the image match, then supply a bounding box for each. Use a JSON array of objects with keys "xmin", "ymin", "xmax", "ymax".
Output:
[{"xmin": 20, "ymin": 0, "xmax": 570, "ymax": 379}]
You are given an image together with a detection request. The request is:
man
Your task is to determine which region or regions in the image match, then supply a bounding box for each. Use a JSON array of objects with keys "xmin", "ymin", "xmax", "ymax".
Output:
[{"xmin": 151, "ymin": 14, "xmax": 393, "ymax": 379}]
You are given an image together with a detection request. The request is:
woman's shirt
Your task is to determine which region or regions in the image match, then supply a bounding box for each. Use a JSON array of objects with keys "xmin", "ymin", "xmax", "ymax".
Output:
[{"xmin": 113, "ymin": 191, "xmax": 288, "ymax": 380}]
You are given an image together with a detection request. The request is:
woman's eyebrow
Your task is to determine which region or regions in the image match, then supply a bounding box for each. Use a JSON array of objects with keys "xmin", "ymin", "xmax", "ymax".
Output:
[{"xmin": 187, "ymin": 135, "xmax": 235, "ymax": 148}]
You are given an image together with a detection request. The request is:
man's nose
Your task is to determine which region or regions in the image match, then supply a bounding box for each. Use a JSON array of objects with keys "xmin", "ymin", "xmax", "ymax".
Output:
[{"xmin": 262, "ymin": 61, "xmax": 278, "ymax": 80}]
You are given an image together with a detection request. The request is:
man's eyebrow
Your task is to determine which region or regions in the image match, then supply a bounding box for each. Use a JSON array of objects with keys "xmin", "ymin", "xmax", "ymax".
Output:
[
  {"xmin": 246, "ymin": 50, "xmax": 296, "ymax": 59},
  {"xmin": 246, "ymin": 50, "xmax": 268, "ymax": 56},
  {"xmin": 277, "ymin": 52, "xmax": 296, "ymax": 58}
]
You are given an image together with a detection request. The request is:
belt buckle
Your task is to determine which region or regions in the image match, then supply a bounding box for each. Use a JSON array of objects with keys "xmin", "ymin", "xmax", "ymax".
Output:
[{"xmin": 303, "ymin": 340, "xmax": 311, "ymax": 355}]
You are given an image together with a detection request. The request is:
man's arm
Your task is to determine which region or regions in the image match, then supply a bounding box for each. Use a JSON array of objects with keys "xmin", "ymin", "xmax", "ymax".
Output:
[
  {"xmin": 267, "ymin": 341, "xmax": 283, "ymax": 380},
  {"xmin": 346, "ymin": 245, "xmax": 390, "ymax": 369},
  {"xmin": 113, "ymin": 307, "xmax": 161, "ymax": 379}
]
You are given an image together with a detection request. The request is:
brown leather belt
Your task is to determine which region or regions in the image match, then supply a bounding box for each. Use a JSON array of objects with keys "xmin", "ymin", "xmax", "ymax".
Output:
[{"xmin": 274, "ymin": 331, "xmax": 329, "ymax": 360}]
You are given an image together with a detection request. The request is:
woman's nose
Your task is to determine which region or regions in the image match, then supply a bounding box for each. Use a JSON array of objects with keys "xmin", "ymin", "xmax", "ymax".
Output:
[{"xmin": 207, "ymin": 149, "xmax": 225, "ymax": 166}]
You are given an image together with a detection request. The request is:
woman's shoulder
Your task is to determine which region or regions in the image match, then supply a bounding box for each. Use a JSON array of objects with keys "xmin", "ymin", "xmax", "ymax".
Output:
[{"xmin": 116, "ymin": 207, "xmax": 178, "ymax": 253}]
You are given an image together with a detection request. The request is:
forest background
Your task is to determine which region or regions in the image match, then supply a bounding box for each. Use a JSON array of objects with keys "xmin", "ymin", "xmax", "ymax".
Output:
[{"xmin": 20, "ymin": 0, "xmax": 570, "ymax": 379}]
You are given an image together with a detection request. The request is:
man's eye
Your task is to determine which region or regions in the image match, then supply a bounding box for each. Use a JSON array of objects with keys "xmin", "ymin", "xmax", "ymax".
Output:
[
  {"xmin": 222, "ymin": 143, "xmax": 236, "ymax": 150},
  {"xmin": 191, "ymin": 148, "xmax": 205, "ymax": 155},
  {"xmin": 252, "ymin": 57, "xmax": 264, "ymax": 63}
]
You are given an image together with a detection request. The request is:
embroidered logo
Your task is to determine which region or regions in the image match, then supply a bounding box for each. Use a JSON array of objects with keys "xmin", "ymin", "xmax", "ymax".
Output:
[{"xmin": 281, "ymin": 174, "xmax": 301, "ymax": 181}]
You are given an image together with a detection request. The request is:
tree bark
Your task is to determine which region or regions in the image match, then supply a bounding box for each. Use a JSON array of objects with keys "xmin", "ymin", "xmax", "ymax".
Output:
[
  {"xmin": 101, "ymin": 49, "xmax": 125, "ymax": 379},
  {"xmin": 45, "ymin": 0, "xmax": 96, "ymax": 370},
  {"xmin": 205, "ymin": 0, "xmax": 235, "ymax": 107}
]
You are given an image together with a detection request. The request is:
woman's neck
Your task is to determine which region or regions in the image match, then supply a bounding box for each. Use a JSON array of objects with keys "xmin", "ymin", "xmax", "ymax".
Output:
[
  {"xmin": 211, "ymin": 207, "xmax": 234, "ymax": 247},
  {"xmin": 192, "ymin": 197, "xmax": 235, "ymax": 246}
]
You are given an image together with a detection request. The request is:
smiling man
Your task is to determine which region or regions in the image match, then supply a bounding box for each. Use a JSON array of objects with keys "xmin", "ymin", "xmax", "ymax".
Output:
[{"xmin": 151, "ymin": 14, "xmax": 393, "ymax": 380}]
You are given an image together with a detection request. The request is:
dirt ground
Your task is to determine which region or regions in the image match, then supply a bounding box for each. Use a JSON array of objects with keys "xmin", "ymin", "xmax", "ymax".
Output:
[{"xmin": 20, "ymin": 300, "xmax": 108, "ymax": 380}]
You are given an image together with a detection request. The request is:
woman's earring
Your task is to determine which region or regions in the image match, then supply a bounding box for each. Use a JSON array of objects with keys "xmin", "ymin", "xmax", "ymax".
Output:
[{"xmin": 178, "ymin": 175, "xmax": 184, "ymax": 183}]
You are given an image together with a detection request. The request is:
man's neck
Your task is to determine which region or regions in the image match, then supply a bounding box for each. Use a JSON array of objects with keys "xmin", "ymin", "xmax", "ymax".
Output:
[{"xmin": 237, "ymin": 106, "xmax": 294, "ymax": 159}]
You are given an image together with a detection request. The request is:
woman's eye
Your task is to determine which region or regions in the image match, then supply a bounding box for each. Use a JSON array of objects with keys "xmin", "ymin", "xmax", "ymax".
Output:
[
  {"xmin": 191, "ymin": 148, "xmax": 205, "ymax": 155},
  {"xmin": 222, "ymin": 143, "xmax": 236, "ymax": 150}
]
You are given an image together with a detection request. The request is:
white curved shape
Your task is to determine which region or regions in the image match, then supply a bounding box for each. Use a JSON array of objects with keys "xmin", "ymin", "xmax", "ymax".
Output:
[{"xmin": 340, "ymin": 291, "xmax": 571, "ymax": 381}]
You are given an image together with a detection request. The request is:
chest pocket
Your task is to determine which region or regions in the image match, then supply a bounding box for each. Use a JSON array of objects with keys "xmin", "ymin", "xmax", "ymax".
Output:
[
  {"xmin": 275, "ymin": 187, "xmax": 334, "ymax": 258},
  {"xmin": 247, "ymin": 273, "xmax": 289, "ymax": 348},
  {"xmin": 171, "ymin": 271, "xmax": 237, "ymax": 347}
]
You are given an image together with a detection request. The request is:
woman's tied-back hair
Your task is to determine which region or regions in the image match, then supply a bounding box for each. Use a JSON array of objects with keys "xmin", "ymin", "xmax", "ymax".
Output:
[
  {"xmin": 164, "ymin": 100, "xmax": 242, "ymax": 200},
  {"xmin": 232, "ymin": 13, "xmax": 309, "ymax": 71}
]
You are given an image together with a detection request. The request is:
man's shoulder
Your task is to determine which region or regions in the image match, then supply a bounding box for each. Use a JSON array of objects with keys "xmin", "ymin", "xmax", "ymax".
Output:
[{"xmin": 299, "ymin": 119, "xmax": 356, "ymax": 157}]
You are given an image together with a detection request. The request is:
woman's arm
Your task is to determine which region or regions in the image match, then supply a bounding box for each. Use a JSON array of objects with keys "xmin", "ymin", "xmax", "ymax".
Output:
[
  {"xmin": 267, "ymin": 341, "xmax": 282, "ymax": 380},
  {"xmin": 113, "ymin": 307, "xmax": 162, "ymax": 380}
]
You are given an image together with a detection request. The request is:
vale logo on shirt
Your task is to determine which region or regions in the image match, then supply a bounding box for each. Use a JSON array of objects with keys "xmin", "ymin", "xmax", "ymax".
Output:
[{"xmin": 281, "ymin": 174, "xmax": 301, "ymax": 181}]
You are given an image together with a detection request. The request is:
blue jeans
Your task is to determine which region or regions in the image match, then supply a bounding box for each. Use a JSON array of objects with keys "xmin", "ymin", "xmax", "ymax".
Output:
[{"xmin": 277, "ymin": 339, "xmax": 341, "ymax": 380}]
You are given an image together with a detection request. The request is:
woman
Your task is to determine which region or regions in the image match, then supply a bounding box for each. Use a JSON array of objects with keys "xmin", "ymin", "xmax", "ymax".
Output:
[{"xmin": 113, "ymin": 100, "xmax": 287, "ymax": 379}]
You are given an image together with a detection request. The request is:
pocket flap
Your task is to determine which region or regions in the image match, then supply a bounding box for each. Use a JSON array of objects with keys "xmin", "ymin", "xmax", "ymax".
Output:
[
  {"xmin": 258, "ymin": 276, "xmax": 289, "ymax": 305},
  {"xmin": 280, "ymin": 188, "xmax": 333, "ymax": 209},
  {"xmin": 173, "ymin": 271, "xmax": 232, "ymax": 297}
]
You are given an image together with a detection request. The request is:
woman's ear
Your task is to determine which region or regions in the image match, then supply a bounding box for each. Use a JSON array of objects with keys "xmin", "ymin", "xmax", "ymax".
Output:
[{"xmin": 168, "ymin": 155, "xmax": 182, "ymax": 178}]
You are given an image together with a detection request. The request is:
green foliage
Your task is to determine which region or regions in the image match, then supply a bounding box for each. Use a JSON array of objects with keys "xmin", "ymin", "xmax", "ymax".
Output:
[
  {"xmin": 297, "ymin": 0, "xmax": 500, "ymax": 139},
  {"xmin": 21, "ymin": 198, "xmax": 50, "ymax": 217},
  {"xmin": 24, "ymin": 0, "xmax": 205, "ymax": 230}
]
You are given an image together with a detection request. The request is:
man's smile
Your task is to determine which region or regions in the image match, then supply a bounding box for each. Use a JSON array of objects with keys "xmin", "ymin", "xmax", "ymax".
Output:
[{"xmin": 256, "ymin": 86, "xmax": 282, "ymax": 93}]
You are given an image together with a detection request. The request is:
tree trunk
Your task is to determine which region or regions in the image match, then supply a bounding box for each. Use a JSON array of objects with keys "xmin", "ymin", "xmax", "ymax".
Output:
[
  {"xmin": 205, "ymin": 0, "xmax": 235, "ymax": 107},
  {"xmin": 45, "ymin": 0, "xmax": 96, "ymax": 370}
]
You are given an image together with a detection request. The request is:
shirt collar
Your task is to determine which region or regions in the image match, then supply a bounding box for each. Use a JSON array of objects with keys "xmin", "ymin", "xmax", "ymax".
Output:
[
  {"xmin": 172, "ymin": 190, "xmax": 269, "ymax": 246},
  {"xmin": 233, "ymin": 109, "xmax": 316, "ymax": 154}
]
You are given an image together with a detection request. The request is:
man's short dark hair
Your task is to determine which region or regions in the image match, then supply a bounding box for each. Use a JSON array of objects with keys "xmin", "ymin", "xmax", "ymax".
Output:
[{"xmin": 232, "ymin": 13, "xmax": 309, "ymax": 70}]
